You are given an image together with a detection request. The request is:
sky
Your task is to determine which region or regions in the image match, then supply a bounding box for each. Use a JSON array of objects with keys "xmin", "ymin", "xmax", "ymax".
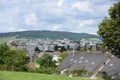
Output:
[{"xmin": 0, "ymin": 0, "xmax": 119, "ymax": 34}]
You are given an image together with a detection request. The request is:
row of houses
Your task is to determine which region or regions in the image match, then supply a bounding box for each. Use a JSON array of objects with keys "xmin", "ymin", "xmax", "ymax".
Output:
[
  {"xmin": 10, "ymin": 38, "xmax": 100, "ymax": 57},
  {"xmin": 16, "ymin": 45, "xmax": 60, "ymax": 61},
  {"xmin": 9, "ymin": 38, "xmax": 120, "ymax": 79},
  {"xmin": 10, "ymin": 38, "xmax": 101, "ymax": 51},
  {"xmin": 8, "ymin": 38, "xmax": 100, "ymax": 61},
  {"xmin": 58, "ymin": 51, "xmax": 120, "ymax": 79}
]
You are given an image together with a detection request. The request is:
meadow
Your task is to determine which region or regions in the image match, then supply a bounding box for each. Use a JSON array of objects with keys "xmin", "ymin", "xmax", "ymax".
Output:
[{"xmin": 0, "ymin": 71, "xmax": 104, "ymax": 80}]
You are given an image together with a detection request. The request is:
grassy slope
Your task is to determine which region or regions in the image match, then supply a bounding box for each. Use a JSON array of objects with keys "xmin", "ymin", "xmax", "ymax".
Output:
[{"xmin": 0, "ymin": 71, "xmax": 104, "ymax": 80}]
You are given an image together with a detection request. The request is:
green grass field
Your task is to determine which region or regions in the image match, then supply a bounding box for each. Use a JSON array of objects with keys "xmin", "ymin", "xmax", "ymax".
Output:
[{"xmin": 0, "ymin": 71, "xmax": 104, "ymax": 80}]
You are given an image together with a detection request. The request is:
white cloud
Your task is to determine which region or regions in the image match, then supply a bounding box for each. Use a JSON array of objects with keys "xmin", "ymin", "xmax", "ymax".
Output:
[
  {"xmin": 9, "ymin": 26, "xmax": 16, "ymax": 31},
  {"xmin": 9, "ymin": 7, "xmax": 20, "ymax": 16},
  {"xmin": 9, "ymin": 26, "xmax": 24, "ymax": 32},
  {"xmin": 79, "ymin": 19, "xmax": 94, "ymax": 28},
  {"xmin": 69, "ymin": 19, "xmax": 96, "ymax": 34},
  {"xmin": 26, "ymin": 0, "xmax": 30, "ymax": 3},
  {"xmin": 71, "ymin": 21, "xmax": 97, "ymax": 34},
  {"xmin": 1, "ymin": 26, "xmax": 24, "ymax": 32},
  {"xmin": 0, "ymin": 0, "xmax": 7, "ymax": 3},
  {"xmin": 24, "ymin": 13, "xmax": 37, "ymax": 25},
  {"xmin": 14, "ymin": 7, "xmax": 19, "ymax": 13},
  {"xmin": 74, "ymin": 27, "xmax": 97, "ymax": 34},
  {"xmin": 0, "ymin": 0, "xmax": 117, "ymax": 34},
  {"xmin": 32, "ymin": 1, "xmax": 63, "ymax": 17},
  {"xmin": 72, "ymin": 0, "xmax": 93, "ymax": 13},
  {"xmin": 57, "ymin": 0, "xmax": 64, "ymax": 7},
  {"xmin": 92, "ymin": 4, "xmax": 112, "ymax": 17},
  {"xmin": 50, "ymin": 25, "xmax": 60, "ymax": 31},
  {"xmin": 48, "ymin": 8, "xmax": 63, "ymax": 17}
]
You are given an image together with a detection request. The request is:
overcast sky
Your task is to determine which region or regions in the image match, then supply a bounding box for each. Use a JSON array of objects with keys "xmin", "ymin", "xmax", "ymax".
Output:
[{"xmin": 0, "ymin": 0, "xmax": 118, "ymax": 34}]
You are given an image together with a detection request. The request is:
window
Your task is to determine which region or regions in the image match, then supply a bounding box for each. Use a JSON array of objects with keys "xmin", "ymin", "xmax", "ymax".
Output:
[
  {"xmin": 85, "ymin": 60, "xmax": 88, "ymax": 63},
  {"xmin": 91, "ymin": 62, "xmax": 95, "ymax": 65},
  {"xmin": 79, "ymin": 60, "xmax": 81, "ymax": 63},
  {"xmin": 109, "ymin": 63, "xmax": 114, "ymax": 67},
  {"xmin": 80, "ymin": 56, "xmax": 83, "ymax": 59},
  {"xmin": 74, "ymin": 60, "xmax": 77, "ymax": 63},
  {"xmin": 70, "ymin": 58, "xmax": 74, "ymax": 62}
]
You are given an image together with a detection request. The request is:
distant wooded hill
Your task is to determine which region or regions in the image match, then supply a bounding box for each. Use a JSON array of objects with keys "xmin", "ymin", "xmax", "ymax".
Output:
[{"xmin": 0, "ymin": 30, "xmax": 101, "ymax": 40}]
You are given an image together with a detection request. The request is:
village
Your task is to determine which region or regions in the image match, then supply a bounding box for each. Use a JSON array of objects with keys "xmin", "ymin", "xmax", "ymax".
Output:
[
  {"xmin": 9, "ymin": 38, "xmax": 120, "ymax": 79},
  {"xmin": 0, "ymin": 0, "xmax": 119, "ymax": 80},
  {"xmin": 10, "ymin": 38, "xmax": 101, "ymax": 61}
]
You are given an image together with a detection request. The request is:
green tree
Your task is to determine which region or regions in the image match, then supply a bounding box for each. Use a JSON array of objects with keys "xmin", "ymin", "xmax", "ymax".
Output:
[
  {"xmin": 37, "ymin": 54, "xmax": 56, "ymax": 68},
  {"xmin": 76, "ymin": 46, "xmax": 81, "ymax": 51},
  {"xmin": 97, "ymin": 2, "xmax": 120, "ymax": 56},
  {"xmin": 34, "ymin": 47, "xmax": 40, "ymax": 53},
  {"xmin": 54, "ymin": 45, "xmax": 66, "ymax": 52},
  {"xmin": 5, "ymin": 49, "xmax": 29, "ymax": 71},
  {"xmin": 0, "ymin": 43, "xmax": 10, "ymax": 65}
]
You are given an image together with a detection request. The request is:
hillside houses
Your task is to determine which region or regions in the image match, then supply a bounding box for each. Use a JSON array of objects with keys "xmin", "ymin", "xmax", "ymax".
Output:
[
  {"xmin": 8, "ymin": 38, "xmax": 120, "ymax": 79},
  {"xmin": 10, "ymin": 38, "xmax": 101, "ymax": 61},
  {"xmin": 100, "ymin": 57, "xmax": 120, "ymax": 79},
  {"xmin": 58, "ymin": 52, "xmax": 109, "ymax": 73},
  {"xmin": 58, "ymin": 51, "xmax": 120, "ymax": 79}
]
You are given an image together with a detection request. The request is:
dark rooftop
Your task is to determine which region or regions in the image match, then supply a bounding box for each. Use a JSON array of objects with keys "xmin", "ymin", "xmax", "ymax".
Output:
[{"xmin": 58, "ymin": 51, "xmax": 109, "ymax": 72}]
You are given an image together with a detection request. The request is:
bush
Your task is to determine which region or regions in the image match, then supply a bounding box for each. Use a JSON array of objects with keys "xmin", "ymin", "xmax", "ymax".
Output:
[
  {"xmin": 64, "ymin": 70, "xmax": 70, "ymax": 76},
  {"xmin": 35, "ymin": 67, "xmax": 55, "ymax": 74},
  {"xmin": 54, "ymin": 69, "xmax": 61, "ymax": 75},
  {"xmin": 72, "ymin": 69, "xmax": 88, "ymax": 77},
  {"xmin": 37, "ymin": 54, "xmax": 56, "ymax": 68},
  {"xmin": 98, "ymin": 71, "xmax": 113, "ymax": 80},
  {"xmin": 79, "ymin": 48, "xmax": 86, "ymax": 52}
]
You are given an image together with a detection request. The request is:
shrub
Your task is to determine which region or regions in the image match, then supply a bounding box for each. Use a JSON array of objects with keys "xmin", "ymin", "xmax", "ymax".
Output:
[
  {"xmin": 72, "ymin": 69, "xmax": 88, "ymax": 77},
  {"xmin": 35, "ymin": 67, "xmax": 55, "ymax": 74},
  {"xmin": 54, "ymin": 69, "xmax": 61, "ymax": 75},
  {"xmin": 37, "ymin": 54, "xmax": 56, "ymax": 68},
  {"xmin": 98, "ymin": 71, "xmax": 113, "ymax": 80},
  {"xmin": 64, "ymin": 70, "xmax": 70, "ymax": 76},
  {"xmin": 79, "ymin": 48, "xmax": 86, "ymax": 52}
]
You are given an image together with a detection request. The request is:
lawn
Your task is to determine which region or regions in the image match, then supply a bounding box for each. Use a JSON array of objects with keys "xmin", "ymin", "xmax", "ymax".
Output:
[{"xmin": 0, "ymin": 71, "xmax": 104, "ymax": 80}]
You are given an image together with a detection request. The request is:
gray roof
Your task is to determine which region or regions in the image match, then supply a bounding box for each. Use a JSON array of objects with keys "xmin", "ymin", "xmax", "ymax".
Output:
[
  {"xmin": 58, "ymin": 51, "xmax": 108, "ymax": 72},
  {"xmin": 101, "ymin": 57, "xmax": 120, "ymax": 79}
]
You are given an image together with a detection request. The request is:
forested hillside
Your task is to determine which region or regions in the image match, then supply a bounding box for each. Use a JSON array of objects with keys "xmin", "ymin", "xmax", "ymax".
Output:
[{"xmin": 0, "ymin": 30, "xmax": 101, "ymax": 40}]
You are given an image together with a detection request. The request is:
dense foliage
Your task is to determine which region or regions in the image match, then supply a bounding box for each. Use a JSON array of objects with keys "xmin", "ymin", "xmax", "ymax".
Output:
[
  {"xmin": 98, "ymin": 2, "xmax": 120, "ymax": 56},
  {"xmin": 0, "ymin": 43, "xmax": 29, "ymax": 71},
  {"xmin": 54, "ymin": 45, "xmax": 67, "ymax": 52},
  {"xmin": 34, "ymin": 47, "xmax": 41, "ymax": 53},
  {"xmin": 37, "ymin": 54, "xmax": 56, "ymax": 68},
  {"xmin": 0, "ymin": 43, "xmax": 10, "ymax": 65},
  {"xmin": 5, "ymin": 49, "xmax": 29, "ymax": 71},
  {"xmin": 0, "ymin": 30, "xmax": 100, "ymax": 40},
  {"xmin": 73, "ymin": 69, "xmax": 88, "ymax": 77}
]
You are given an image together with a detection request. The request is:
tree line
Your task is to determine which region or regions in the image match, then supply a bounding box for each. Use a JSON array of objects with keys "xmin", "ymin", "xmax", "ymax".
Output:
[{"xmin": 0, "ymin": 30, "xmax": 100, "ymax": 40}]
